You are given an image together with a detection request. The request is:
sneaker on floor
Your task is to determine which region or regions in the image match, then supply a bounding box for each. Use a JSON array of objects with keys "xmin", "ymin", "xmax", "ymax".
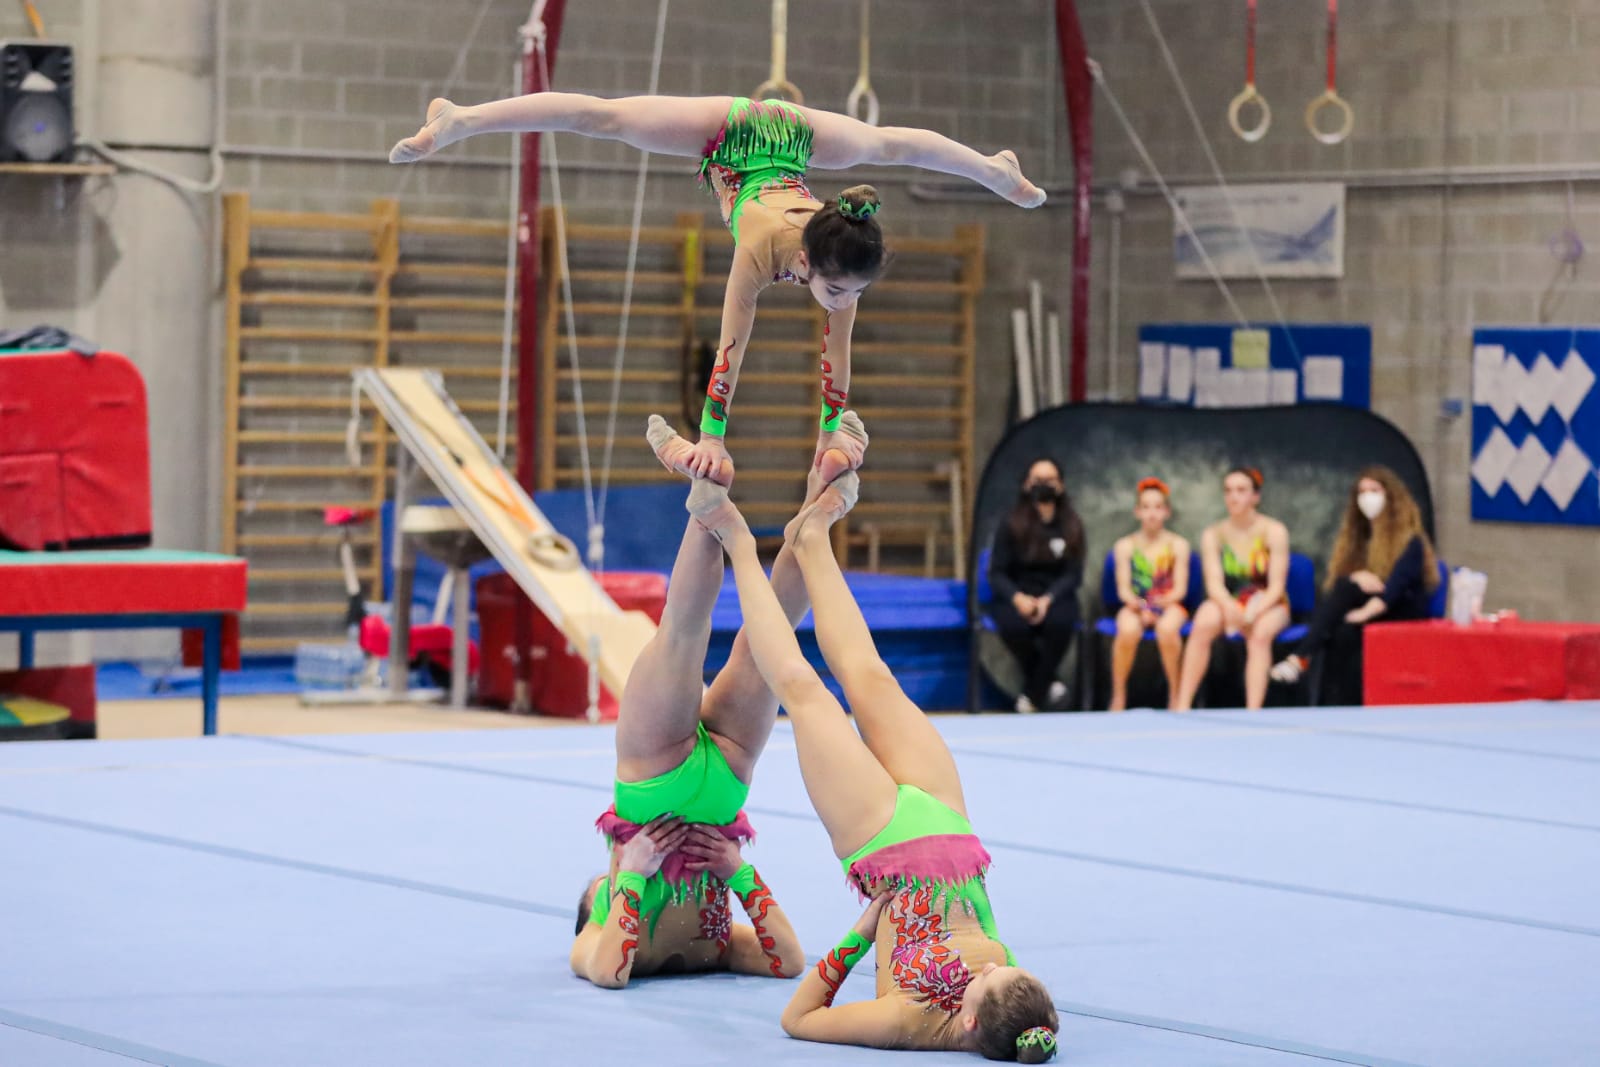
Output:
[
  {"xmin": 1014, "ymin": 694, "xmax": 1038, "ymax": 714},
  {"xmin": 1270, "ymin": 655, "xmax": 1307, "ymax": 684},
  {"xmin": 1046, "ymin": 680, "xmax": 1069, "ymax": 708}
]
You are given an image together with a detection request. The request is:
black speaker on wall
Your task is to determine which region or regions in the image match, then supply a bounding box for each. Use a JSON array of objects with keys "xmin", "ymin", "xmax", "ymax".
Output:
[{"xmin": 0, "ymin": 40, "xmax": 74, "ymax": 163}]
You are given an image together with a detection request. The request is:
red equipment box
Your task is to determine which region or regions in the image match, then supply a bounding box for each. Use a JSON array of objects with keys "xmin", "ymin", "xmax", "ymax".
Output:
[
  {"xmin": 0, "ymin": 350, "xmax": 151, "ymax": 551},
  {"xmin": 476, "ymin": 571, "xmax": 667, "ymax": 718},
  {"xmin": 1365, "ymin": 619, "xmax": 1600, "ymax": 705}
]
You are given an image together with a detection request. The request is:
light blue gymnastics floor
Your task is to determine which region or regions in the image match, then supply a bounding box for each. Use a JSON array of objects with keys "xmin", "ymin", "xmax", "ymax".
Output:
[{"xmin": 3, "ymin": 702, "xmax": 1599, "ymax": 1066}]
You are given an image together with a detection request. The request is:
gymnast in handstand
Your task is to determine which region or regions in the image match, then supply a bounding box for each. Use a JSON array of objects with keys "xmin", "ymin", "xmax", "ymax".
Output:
[
  {"xmin": 567, "ymin": 413, "xmax": 867, "ymax": 989},
  {"xmin": 670, "ymin": 450, "xmax": 1058, "ymax": 1060},
  {"xmin": 392, "ymin": 92, "xmax": 1045, "ymax": 485}
]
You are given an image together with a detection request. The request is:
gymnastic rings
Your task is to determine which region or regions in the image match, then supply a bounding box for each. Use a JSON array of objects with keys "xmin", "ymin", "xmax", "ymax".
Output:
[
  {"xmin": 1305, "ymin": 89, "xmax": 1354, "ymax": 145},
  {"xmin": 528, "ymin": 530, "xmax": 581, "ymax": 571},
  {"xmin": 1228, "ymin": 0, "xmax": 1269, "ymax": 143},
  {"xmin": 754, "ymin": 0, "xmax": 804, "ymax": 104},
  {"xmin": 1228, "ymin": 85, "xmax": 1271, "ymax": 144},
  {"xmin": 1306, "ymin": 0, "xmax": 1354, "ymax": 145},
  {"xmin": 845, "ymin": 0, "xmax": 879, "ymax": 126}
]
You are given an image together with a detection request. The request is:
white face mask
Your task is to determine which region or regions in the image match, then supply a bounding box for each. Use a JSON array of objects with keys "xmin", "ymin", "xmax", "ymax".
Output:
[{"xmin": 1357, "ymin": 490, "xmax": 1385, "ymax": 520}]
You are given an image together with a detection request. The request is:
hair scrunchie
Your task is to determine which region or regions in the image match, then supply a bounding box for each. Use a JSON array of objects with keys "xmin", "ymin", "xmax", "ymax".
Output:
[
  {"xmin": 1017, "ymin": 1026, "xmax": 1057, "ymax": 1059},
  {"xmin": 1138, "ymin": 476, "xmax": 1170, "ymax": 497},
  {"xmin": 837, "ymin": 195, "xmax": 880, "ymax": 221}
]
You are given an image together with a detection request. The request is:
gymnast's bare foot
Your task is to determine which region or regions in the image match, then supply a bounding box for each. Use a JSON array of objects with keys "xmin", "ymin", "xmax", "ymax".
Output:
[
  {"xmin": 647, "ymin": 415, "xmax": 735, "ymax": 487},
  {"xmin": 813, "ymin": 410, "xmax": 869, "ymax": 488},
  {"xmin": 785, "ymin": 471, "xmax": 860, "ymax": 547},
  {"xmin": 685, "ymin": 479, "xmax": 747, "ymax": 544},
  {"xmin": 991, "ymin": 150, "xmax": 1046, "ymax": 208},
  {"xmin": 390, "ymin": 98, "xmax": 466, "ymax": 164}
]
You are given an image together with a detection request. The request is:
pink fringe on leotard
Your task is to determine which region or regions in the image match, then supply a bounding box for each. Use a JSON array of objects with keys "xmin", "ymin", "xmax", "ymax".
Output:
[
  {"xmin": 595, "ymin": 807, "xmax": 757, "ymax": 887},
  {"xmin": 846, "ymin": 834, "xmax": 993, "ymax": 898}
]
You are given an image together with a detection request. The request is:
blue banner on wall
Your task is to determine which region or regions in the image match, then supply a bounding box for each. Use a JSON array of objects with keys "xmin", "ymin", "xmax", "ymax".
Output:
[
  {"xmin": 1470, "ymin": 328, "xmax": 1599, "ymax": 527},
  {"xmin": 1137, "ymin": 323, "xmax": 1370, "ymax": 409}
]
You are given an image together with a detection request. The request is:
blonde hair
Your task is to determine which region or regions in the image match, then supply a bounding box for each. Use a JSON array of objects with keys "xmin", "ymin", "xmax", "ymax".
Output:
[{"xmin": 1325, "ymin": 466, "xmax": 1439, "ymax": 592}]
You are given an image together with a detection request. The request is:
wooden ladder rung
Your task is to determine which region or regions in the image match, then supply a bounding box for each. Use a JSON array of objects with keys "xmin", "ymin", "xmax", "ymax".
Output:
[
  {"xmin": 396, "ymin": 262, "xmax": 508, "ymax": 279},
  {"xmin": 250, "ymin": 257, "xmax": 381, "ymax": 274},
  {"xmin": 566, "ymin": 301, "xmax": 683, "ymax": 318},
  {"xmin": 238, "ymin": 431, "xmax": 379, "ymax": 445},
  {"xmin": 557, "ymin": 369, "xmax": 678, "ymax": 384},
  {"xmin": 854, "ymin": 344, "xmax": 965, "ymax": 359},
  {"xmin": 241, "ymin": 327, "xmax": 382, "ymax": 343},
  {"xmin": 250, "ymin": 568, "xmax": 373, "ymax": 583},
  {"xmin": 552, "ymin": 435, "xmax": 963, "ymax": 453},
  {"xmin": 241, "ymin": 292, "xmax": 379, "ymax": 308},
  {"xmin": 566, "ymin": 269, "xmax": 682, "ymax": 285},
  {"xmin": 391, "ymin": 296, "xmax": 507, "ymax": 312},
  {"xmin": 560, "ymin": 221, "xmax": 685, "ymax": 244},
  {"xmin": 235, "ymin": 534, "xmax": 340, "ymax": 547},
  {"xmin": 238, "ymin": 500, "xmax": 382, "ymax": 514},
  {"xmin": 246, "ymin": 602, "xmax": 349, "ymax": 617},
  {"xmin": 250, "ymin": 209, "xmax": 384, "ymax": 233},
  {"xmin": 239, "ymin": 362, "xmax": 364, "ymax": 377},
  {"xmin": 241, "ymin": 397, "xmax": 366, "ymax": 411},
  {"xmin": 239, "ymin": 465, "xmax": 379, "ymax": 478},
  {"xmin": 556, "ymin": 336, "xmax": 682, "ymax": 351},
  {"xmin": 390, "ymin": 330, "xmax": 512, "ymax": 346},
  {"xmin": 401, "ymin": 216, "xmax": 509, "ymax": 238}
]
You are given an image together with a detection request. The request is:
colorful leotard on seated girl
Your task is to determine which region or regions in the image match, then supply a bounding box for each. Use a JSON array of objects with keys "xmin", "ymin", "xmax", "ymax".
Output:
[
  {"xmin": 1131, "ymin": 541, "xmax": 1179, "ymax": 608},
  {"xmin": 1220, "ymin": 534, "xmax": 1270, "ymax": 602}
]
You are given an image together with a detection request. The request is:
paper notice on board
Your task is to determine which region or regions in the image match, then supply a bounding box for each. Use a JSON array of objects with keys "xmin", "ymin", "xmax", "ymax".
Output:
[
  {"xmin": 1234, "ymin": 368, "xmax": 1271, "ymax": 406},
  {"xmin": 1166, "ymin": 345, "xmax": 1195, "ymax": 402},
  {"xmin": 1303, "ymin": 355, "xmax": 1344, "ymax": 400},
  {"xmin": 1269, "ymin": 369, "xmax": 1299, "ymax": 405},
  {"xmin": 1138, "ymin": 343, "xmax": 1166, "ymax": 398},
  {"xmin": 1472, "ymin": 344, "xmax": 1504, "ymax": 406},
  {"xmin": 1194, "ymin": 347, "xmax": 1222, "ymax": 407},
  {"xmin": 1231, "ymin": 328, "xmax": 1271, "ymax": 369}
]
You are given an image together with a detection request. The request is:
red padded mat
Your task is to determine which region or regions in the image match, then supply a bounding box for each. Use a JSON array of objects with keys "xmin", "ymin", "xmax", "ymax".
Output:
[{"xmin": 0, "ymin": 550, "xmax": 247, "ymax": 617}]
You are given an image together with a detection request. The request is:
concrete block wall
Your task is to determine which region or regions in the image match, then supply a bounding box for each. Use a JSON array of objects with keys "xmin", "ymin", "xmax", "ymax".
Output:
[
  {"xmin": 2, "ymin": 0, "xmax": 1594, "ymax": 665},
  {"xmin": 1078, "ymin": 0, "xmax": 1600, "ymax": 622}
]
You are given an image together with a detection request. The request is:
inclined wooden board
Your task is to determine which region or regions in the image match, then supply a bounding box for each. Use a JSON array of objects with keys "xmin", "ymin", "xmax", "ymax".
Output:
[{"xmin": 360, "ymin": 368, "xmax": 654, "ymax": 697}]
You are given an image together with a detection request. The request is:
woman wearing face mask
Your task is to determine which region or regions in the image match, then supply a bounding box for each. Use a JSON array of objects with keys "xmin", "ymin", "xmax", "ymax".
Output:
[
  {"xmin": 988, "ymin": 459, "xmax": 1086, "ymax": 713},
  {"xmin": 1174, "ymin": 467, "xmax": 1290, "ymax": 712},
  {"xmin": 1271, "ymin": 467, "xmax": 1439, "ymax": 704},
  {"xmin": 1108, "ymin": 477, "xmax": 1191, "ymax": 711}
]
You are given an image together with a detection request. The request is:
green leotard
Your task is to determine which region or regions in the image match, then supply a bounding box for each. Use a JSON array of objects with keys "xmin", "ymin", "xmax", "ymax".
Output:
[
  {"xmin": 842, "ymin": 785, "xmax": 1016, "ymax": 965},
  {"xmin": 698, "ymin": 97, "xmax": 815, "ymax": 243}
]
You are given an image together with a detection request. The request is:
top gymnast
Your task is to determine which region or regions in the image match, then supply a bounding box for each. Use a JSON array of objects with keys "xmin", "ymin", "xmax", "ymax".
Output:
[{"xmin": 391, "ymin": 92, "xmax": 1046, "ymax": 484}]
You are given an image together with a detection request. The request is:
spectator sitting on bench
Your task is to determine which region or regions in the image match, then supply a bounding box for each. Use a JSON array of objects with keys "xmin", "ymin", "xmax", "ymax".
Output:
[
  {"xmin": 1174, "ymin": 467, "xmax": 1290, "ymax": 712},
  {"xmin": 1271, "ymin": 466, "xmax": 1440, "ymax": 704},
  {"xmin": 988, "ymin": 457, "xmax": 1085, "ymax": 713},
  {"xmin": 1108, "ymin": 477, "xmax": 1191, "ymax": 712}
]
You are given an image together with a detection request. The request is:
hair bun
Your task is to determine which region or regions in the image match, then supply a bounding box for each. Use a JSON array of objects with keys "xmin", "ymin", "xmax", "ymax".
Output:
[
  {"xmin": 837, "ymin": 184, "xmax": 881, "ymax": 222},
  {"xmin": 1016, "ymin": 1026, "xmax": 1057, "ymax": 1063},
  {"xmin": 1137, "ymin": 476, "xmax": 1170, "ymax": 497},
  {"xmin": 1247, "ymin": 467, "xmax": 1264, "ymax": 488}
]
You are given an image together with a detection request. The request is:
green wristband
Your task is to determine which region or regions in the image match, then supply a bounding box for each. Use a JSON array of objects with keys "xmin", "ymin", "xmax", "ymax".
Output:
[
  {"xmin": 834, "ymin": 929, "xmax": 871, "ymax": 966},
  {"xmin": 701, "ymin": 397, "xmax": 728, "ymax": 436},
  {"xmin": 819, "ymin": 398, "xmax": 841, "ymax": 433},
  {"xmin": 613, "ymin": 870, "xmax": 647, "ymax": 897},
  {"xmin": 726, "ymin": 863, "xmax": 758, "ymax": 895}
]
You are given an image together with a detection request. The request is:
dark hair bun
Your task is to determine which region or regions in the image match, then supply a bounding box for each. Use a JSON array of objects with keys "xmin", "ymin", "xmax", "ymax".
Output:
[
  {"xmin": 1016, "ymin": 1025, "xmax": 1058, "ymax": 1063},
  {"xmin": 837, "ymin": 184, "xmax": 881, "ymax": 223}
]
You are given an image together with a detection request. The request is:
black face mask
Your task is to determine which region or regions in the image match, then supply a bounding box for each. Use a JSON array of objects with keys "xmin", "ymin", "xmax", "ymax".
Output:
[{"xmin": 1028, "ymin": 484, "xmax": 1061, "ymax": 505}]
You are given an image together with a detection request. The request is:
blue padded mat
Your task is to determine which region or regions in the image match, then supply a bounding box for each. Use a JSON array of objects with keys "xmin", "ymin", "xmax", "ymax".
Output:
[{"xmin": 3, "ymin": 703, "xmax": 1598, "ymax": 1065}]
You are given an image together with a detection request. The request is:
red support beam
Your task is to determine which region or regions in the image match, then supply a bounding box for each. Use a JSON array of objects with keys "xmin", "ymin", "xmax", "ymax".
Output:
[{"xmin": 1054, "ymin": 0, "xmax": 1093, "ymax": 403}]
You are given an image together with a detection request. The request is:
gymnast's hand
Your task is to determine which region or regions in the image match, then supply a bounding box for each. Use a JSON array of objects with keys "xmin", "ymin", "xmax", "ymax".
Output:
[
  {"xmin": 687, "ymin": 435, "xmax": 732, "ymax": 481},
  {"xmin": 680, "ymin": 825, "xmax": 743, "ymax": 881},
  {"xmin": 617, "ymin": 815, "xmax": 691, "ymax": 878},
  {"xmin": 852, "ymin": 892, "xmax": 894, "ymax": 943}
]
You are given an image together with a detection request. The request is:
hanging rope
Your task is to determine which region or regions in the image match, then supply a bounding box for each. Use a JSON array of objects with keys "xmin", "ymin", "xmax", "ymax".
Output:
[
  {"xmin": 1137, "ymin": 0, "xmax": 1304, "ymax": 370},
  {"xmin": 1306, "ymin": 0, "xmax": 1354, "ymax": 145},
  {"xmin": 845, "ymin": 0, "xmax": 880, "ymax": 126},
  {"xmin": 596, "ymin": 0, "xmax": 673, "ymax": 553},
  {"xmin": 1227, "ymin": 0, "xmax": 1270, "ymax": 143},
  {"xmin": 754, "ymin": 0, "xmax": 803, "ymax": 103},
  {"xmin": 1089, "ymin": 59, "xmax": 1250, "ymax": 330}
]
